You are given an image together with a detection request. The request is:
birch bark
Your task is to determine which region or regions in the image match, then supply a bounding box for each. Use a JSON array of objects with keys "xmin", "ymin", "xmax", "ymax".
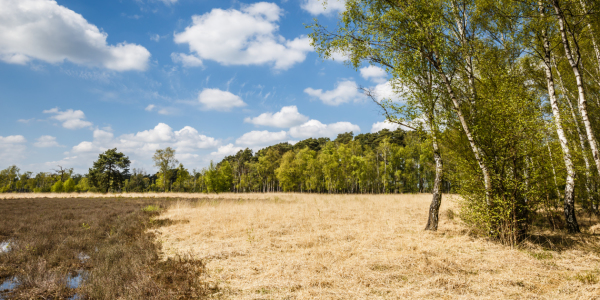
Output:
[
  {"xmin": 553, "ymin": 0, "xmax": 600, "ymax": 182},
  {"xmin": 539, "ymin": 4, "xmax": 579, "ymax": 232}
]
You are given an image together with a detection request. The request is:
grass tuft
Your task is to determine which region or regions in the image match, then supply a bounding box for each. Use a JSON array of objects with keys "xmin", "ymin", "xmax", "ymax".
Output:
[{"xmin": 142, "ymin": 204, "xmax": 161, "ymax": 213}]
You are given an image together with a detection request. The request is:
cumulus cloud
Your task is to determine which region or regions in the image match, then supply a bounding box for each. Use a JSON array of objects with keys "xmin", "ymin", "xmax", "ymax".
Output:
[
  {"xmin": 328, "ymin": 50, "xmax": 350, "ymax": 62},
  {"xmin": 0, "ymin": 135, "xmax": 27, "ymax": 145},
  {"xmin": 93, "ymin": 129, "xmax": 114, "ymax": 142},
  {"xmin": 360, "ymin": 65, "xmax": 387, "ymax": 83},
  {"xmin": 371, "ymin": 121, "xmax": 400, "ymax": 133},
  {"xmin": 0, "ymin": 135, "xmax": 27, "ymax": 163},
  {"xmin": 34, "ymin": 135, "xmax": 60, "ymax": 147},
  {"xmin": 43, "ymin": 108, "xmax": 93, "ymax": 129},
  {"xmin": 173, "ymin": 2, "xmax": 312, "ymax": 70},
  {"xmin": 371, "ymin": 81, "xmax": 402, "ymax": 102},
  {"xmin": 72, "ymin": 123, "xmax": 220, "ymax": 160},
  {"xmin": 304, "ymin": 80, "xmax": 364, "ymax": 106},
  {"xmin": 0, "ymin": 0, "xmax": 150, "ymax": 71},
  {"xmin": 236, "ymin": 130, "xmax": 288, "ymax": 146},
  {"xmin": 171, "ymin": 52, "xmax": 203, "ymax": 67},
  {"xmin": 145, "ymin": 104, "xmax": 155, "ymax": 112},
  {"xmin": 301, "ymin": 0, "xmax": 346, "ymax": 15},
  {"xmin": 244, "ymin": 106, "xmax": 309, "ymax": 128},
  {"xmin": 198, "ymin": 88, "xmax": 246, "ymax": 111},
  {"xmin": 210, "ymin": 143, "xmax": 244, "ymax": 158},
  {"xmin": 289, "ymin": 120, "xmax": 360, "ymax": 139}
]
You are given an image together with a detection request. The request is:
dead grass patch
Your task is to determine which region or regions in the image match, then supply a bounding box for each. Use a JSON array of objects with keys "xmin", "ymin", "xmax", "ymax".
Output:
[{"xmin": 153, "ymin": 193, "xmax": 600, "ymax": 299}]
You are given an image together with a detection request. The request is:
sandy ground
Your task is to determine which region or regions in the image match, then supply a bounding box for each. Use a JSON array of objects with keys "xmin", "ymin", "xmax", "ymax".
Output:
[{"xmin": 148, "ymin": 193, "xmax": 600, "ymax": 299}]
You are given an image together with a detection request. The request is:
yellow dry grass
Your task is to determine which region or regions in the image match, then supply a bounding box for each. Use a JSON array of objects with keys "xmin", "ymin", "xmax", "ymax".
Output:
[{"xmin": 152, "ymin": 193, "xmax": 600, "ymax": 299}]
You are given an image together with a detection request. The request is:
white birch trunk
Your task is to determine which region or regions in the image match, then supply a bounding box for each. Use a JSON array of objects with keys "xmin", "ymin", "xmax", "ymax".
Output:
[
  {"xmin": 539, "ymin": 5, "xmax": 579, "ymax": 232},
  {"xmin": 436, "ymin": 64, "xmax": 492, "ymax": 205},
  {"xmin": 553, "ymin": 0, "xmax": 600, "ymax": 182}
]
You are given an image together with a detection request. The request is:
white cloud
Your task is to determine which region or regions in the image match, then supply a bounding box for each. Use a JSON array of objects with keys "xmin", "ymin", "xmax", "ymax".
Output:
[
  {"xmin": 173, "ymin": 126, "xmax": 220, "ymax": 152},
  {"xmin": 301, "ymin": 0, "xmax": 346, "ymax": 15},
  {"xmin": 145, "ymin": 104, "xmax": 155, "ymax": 111},
  {"xmin": 304, "ymin": 80, "xmax": 364, "ymax": 105},
  {"xmin": 158, "ymin": 0, "xmax": 178, "ymax": 5},
  {"xmin": 211, "ymin": 143, "xmax": 243, "ymax": 158},
  {"xmin": 0, "ymin": 135, "xmax": 27, "ymax": 165},
  {"xmin": 0, "ymin": 135, "xmax": 27, "ymax": 145},
  {"xmin": 360, "ymin": 65, "xmax": 387, "ymax": 83},
  {"xmin": 171, "ymin": 52, "xmax": 203, "ymax": 67},
  {"xmin": 72, "ymin": 141, "xmax": 98, "ymax": 153},
  {"xmin": 173, "ymin": 2, "xmax": 312, "ymax": 70},
  {"xmin": 371, "ymin": 81, "xmax": 402, "ymax": 102},
  {"xmin": 17, "ymin": 118, "xmax": 35, "ymax": 124},
  {"xmin": 236, "ymin": 130, "xmax": 288, "ymax": 146},
  {"xmin": 0, "ymin": 0, "xmax": 150, "ymax": 71},
  {"xmin": 43, "ymin": 108, "xmax": 93, "ymax": 129},
  {"xmin": 150, "ymin": 34, "xmax": 161, "ymax": 42},
  {"xmin": 73, "ymin": 123, "xmax": 219, "ymax": 156},
  {"xmin": 371, "ymin": 121, "xmax": 400, "ymax": 133},
  {"xmin": 289, "ymin": 120, "xmax": 360, "ymax": 139},
  {"xmin": 244, "ymin": 105, "xmax": 309, "ymax": 128},
  {"xmin": 34, "ymin": 135, "xmax": 60, "ymax": 147},
  {"xmin": 93, "ymin": 129, "xmax": 114, "ymax": 142},
  {"xmin": 198, "ymin": 88, "xmax": 246, "ymax": 111},
  {"xmin": 328, "ymin": 50, "xmax": 350, "ymax": 62}
]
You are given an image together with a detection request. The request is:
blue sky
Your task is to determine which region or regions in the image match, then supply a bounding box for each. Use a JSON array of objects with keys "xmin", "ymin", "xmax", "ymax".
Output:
[{"xmin": 0, "ymin": 0, "xmax": 400, "ymax": 174}]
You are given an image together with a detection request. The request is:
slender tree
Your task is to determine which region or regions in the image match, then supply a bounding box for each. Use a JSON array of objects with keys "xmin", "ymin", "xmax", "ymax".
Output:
[{"xmin": 152, "ymin": 147, "xmax": 178, "ymax": 192}]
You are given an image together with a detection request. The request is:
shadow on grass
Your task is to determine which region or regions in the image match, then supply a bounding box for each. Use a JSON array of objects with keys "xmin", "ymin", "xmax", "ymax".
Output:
[
  {"xmin": 524, "ymin": 209, "xmax": 600, "ymax": 252},
  {"xmin": 0, "ymin": 197, "xmax": 212, "ymax": 299}
]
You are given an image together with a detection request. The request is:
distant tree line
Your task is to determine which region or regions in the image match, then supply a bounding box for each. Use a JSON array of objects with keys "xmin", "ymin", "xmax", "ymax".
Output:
[{"xmin": 0, "ymin": 128, "xmax": 451, "ymax": 195}]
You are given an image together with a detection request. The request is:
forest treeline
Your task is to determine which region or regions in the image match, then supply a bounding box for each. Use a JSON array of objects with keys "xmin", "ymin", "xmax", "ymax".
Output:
[{"xmin": 0, "ymin": 128, "xmax": 450, "ymax": 195}]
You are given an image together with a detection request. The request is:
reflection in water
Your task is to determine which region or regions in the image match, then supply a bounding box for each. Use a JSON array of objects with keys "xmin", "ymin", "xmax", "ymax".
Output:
[
  {"xmin": 67, "ymin": 271, "xmax": 86, "ymax": 289},
  {"xmin": 0, "ymin": 277, "xmax": 19, "ymax": 300},
  {"xmin": 0, "ymin": 241, "xmax": 11, "ymax": 253}
]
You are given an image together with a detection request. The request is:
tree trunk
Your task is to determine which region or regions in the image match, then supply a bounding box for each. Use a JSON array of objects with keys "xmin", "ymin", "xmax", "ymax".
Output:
[
  {"xmin": 539, "ymin": 9, "xmax": 579, "ymax": 233},
  {"xmin": 553, "ymin": 0, "xmax": 600, "ymax": 186},
  {"xmin": 435, "ymin": 61, "xmax": 492, "ymax": 205},
  {"xmin": 425, "ymin": 133, "xmax": 443, "ymax": 231},
  {"xmin": 579, "ymin": 0, "xmax": 600, "ymax": 80},
  {"xmin": 554, "ymin": 59, "xmax": 594, "ymax": 205}
]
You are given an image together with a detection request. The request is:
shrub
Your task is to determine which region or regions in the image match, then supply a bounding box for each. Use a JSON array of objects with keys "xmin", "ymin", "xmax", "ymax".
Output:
[
  {"xmin": 142, "ymin": 205, "xmax": 160, "ymax": 213},
  {"xmin": 51, "ymin": 181, "xmax": 64, "ymax": 193},
  {"xmin": 63, "ymin": 178, "xmax": 76, "ymax": 193}
]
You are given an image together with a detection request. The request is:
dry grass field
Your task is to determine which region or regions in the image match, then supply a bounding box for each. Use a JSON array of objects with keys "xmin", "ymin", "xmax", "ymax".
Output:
[{"xmin": 152, "ymin": 193, "xmax": 600, "ymax": 299}]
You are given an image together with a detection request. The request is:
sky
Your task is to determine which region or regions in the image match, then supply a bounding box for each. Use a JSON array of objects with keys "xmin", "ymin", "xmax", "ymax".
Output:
[{"xmin": 0, "ymin": 0, "xmax": 401, "ymax": 174}]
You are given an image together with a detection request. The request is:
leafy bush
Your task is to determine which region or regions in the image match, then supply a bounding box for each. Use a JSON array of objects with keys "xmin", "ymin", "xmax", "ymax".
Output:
[
  {"xmin": 51, "ymin": 181, "xmax": 64, "ymax": 193},
  {"xmin": 63, "ymin": 178, "xmax": 76, "ymax": 193}
]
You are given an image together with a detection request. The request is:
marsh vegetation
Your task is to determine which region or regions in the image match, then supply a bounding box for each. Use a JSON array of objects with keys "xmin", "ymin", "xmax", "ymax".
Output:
[{"xmin": 0, "ymin": 197, "xmax": 210, "ymax": 299}]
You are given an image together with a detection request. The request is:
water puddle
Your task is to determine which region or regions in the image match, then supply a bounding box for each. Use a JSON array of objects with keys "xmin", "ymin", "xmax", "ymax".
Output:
[
  {"xmin": 0, "ymin": 277, "xmax": 19, "ymax": 300},
  {"xmin": 0, "ymin": 269, "xmax": 86, "ymax": 299},
  {"xmin": 0, "ymin": 277, "xmax": 19, "ymax": 291},
  {"xmin": 66, "ymin": 271, "xmax": 86, "ymax": 289},
  {"xmin": 0, "ymin": 241, "xmax": 11, "ymax": 254}
]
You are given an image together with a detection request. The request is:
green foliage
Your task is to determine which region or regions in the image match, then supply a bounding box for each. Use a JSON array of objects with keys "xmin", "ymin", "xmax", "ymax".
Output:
[
  {"xmin": 51, "ymin": 180, "xmax": 64, "ymax": 193},
  {"xmin": 88, "ymin": 148, "xmax": 131, "ymax": 193},
  {"xmin": 153, "ymin": 147, "xmax": 178, "ymax": 192},
  {"xmin": 63, "ymin": 178, "xmax": 76, "ymax": 193},
  {"xmin": 76, "ymin": 178, "xmax": 90, "ymax": 192},
  {"xmin": 142, "ymin": 205, "xmax": 160, "ymax": 213}
]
